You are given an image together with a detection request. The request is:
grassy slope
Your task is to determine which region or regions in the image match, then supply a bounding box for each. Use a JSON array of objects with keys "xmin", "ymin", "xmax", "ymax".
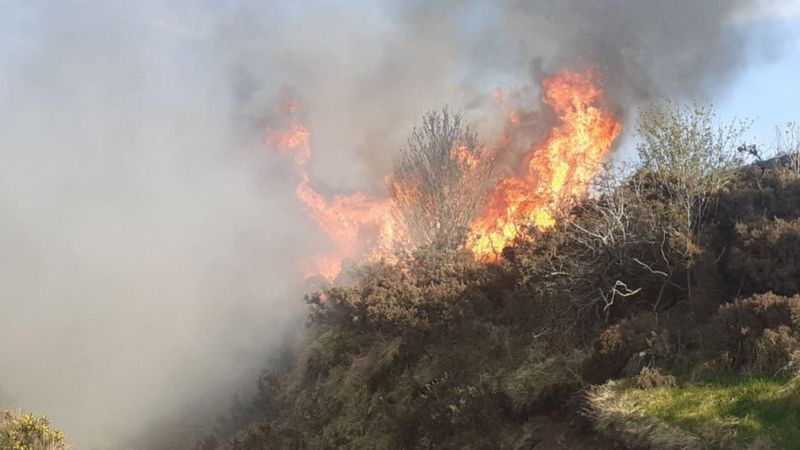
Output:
[{"xmin": 590, "ymin": 376, "xmax": 800, "ymax": 449}]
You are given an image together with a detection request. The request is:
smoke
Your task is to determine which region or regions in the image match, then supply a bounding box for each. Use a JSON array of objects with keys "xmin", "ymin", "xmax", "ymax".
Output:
[
  {"xmin": 492, "ymin": 0, "xmax": 784, "ymax": 105},
  {"xmin": 0, "ymin": 0, "xmax": 786, "ymax": 447},
  {"xmin": 0, "ymin": 2, "xmax": 308, "ymax": 447},
  {"xmin": 218, "ymin": 0, "xmax": 785, "ymax": 187}
]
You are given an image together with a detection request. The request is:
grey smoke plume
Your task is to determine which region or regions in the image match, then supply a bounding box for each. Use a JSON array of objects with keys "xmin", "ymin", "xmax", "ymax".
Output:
[
  {"xmin": 0, "ymin": 2, "xmax": 308, "ymax": 448},
  {"xmin": 220, "ymin": 0, "xmax": 784, "ymax": 187},
  {"xmin": 0, "ymin": 0, "xmax": 786, "ymax": 448},
  {"xmin": 491, "ymin": 0, "xmax": 778, "ymax": 104}
]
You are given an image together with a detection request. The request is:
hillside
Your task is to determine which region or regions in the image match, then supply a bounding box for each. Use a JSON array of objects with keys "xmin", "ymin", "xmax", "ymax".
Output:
[
  {"xmin": 197, "ymin": 113, "xmax": 800, "ymax": 449},
  {"xmin": 11, "ymin": 110, "xmax": 800, "ymax": 450}
]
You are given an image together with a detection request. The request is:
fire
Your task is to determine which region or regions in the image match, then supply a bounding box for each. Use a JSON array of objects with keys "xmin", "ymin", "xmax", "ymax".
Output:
[
  {"xmin": 470, "ymin": 69, "xmax": 621, "ymax": 259},
  {"xmin": 267, "ymin": 68, "xmax": 620, "ymax": 280},
  {"xmin": 266, "ymin": 121, "xmax": 405, "ymax": 280},
  {"xmin": 266, "ymin": 123, "xmax": 310, "ymax": 165}
]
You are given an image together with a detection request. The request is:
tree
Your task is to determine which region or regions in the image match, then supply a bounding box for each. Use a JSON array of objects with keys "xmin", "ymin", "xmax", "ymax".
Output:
[
  {"xmin": 391, "ymin": 108, "xmax": 495, "ymax": 250},
  {"xmin": 776, "ymin": 121, "xmax": 800, "ymax": 176},
  {"xmin": 636, "ymin": 101, "xmax": 747, "ymax": 247}
]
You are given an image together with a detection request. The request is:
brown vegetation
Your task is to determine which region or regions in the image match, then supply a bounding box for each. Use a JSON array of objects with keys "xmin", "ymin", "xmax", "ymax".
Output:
[{"xmin": 200, "ymin": 102, "xmax": 800, "ymax": 449}]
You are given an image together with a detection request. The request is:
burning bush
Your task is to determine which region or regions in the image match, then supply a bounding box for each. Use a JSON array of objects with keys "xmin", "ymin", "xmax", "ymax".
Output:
[
  {"xmin": 267, "ymin": 69, "xmax": 622, "ymax": 281},
  {"xmin": 391, "ymin": 108, "xmax": 496, "ymax": 250},
  {"xmin": 471, "ymin": 69, "xmax": 620, "ymax": 260}
]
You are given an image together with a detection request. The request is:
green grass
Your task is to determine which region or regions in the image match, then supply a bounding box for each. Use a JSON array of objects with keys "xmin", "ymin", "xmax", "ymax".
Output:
[{"xmin": 620, "ymin": 376, "xmax": 800, "ymax": 449}]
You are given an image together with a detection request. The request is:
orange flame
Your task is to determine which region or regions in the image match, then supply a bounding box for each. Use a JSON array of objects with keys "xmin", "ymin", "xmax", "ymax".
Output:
[
  {"xmin": 266, "ymin": 121, "xmax": 405, "ymax": 280},
  {"xmin": 471, "ymin": 69, "xmax": 621, "ymax": 259},
  {"xmin": 267, "ymin": 68, "xmax": 620, "ymax": 280}
]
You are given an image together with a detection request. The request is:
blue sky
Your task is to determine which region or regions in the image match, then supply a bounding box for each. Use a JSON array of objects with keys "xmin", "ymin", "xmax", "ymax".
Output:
[{"xmin": 718, "ymin": 10, "xmax": 800, "ymax": 146}]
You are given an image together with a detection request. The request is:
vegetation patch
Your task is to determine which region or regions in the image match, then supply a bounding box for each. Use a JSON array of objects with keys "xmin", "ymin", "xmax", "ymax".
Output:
[
  {"xmin": 588, "ymin": 376, "xmax": 800, "ymax": 449},
  {"xmin": 0, "ymin": 408, "xmax": 69, "ymax": 450},
  {"xmin": 197, "ymin": 102, "xmax": 800, "ymax": 450}
]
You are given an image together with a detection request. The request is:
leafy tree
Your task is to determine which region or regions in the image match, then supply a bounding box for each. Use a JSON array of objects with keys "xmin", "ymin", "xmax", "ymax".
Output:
[
  {"xmin": 636, "ymin": 101, "xmax": 747, "ymax": 299},
  {"xmin": 636, "ymin": 101, "xmax": 746, "ymax": 246}
]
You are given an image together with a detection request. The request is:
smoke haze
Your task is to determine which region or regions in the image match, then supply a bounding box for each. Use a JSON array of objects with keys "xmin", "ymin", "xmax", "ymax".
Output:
[{"xmin": 0, "ymin": 0, "xmax": 788, "ymax": 447}]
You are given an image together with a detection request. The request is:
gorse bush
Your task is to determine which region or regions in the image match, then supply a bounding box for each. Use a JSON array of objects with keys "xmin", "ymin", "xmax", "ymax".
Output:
[
  {"xmin": 308, "ymin": 248, "xmax": 494, "ymax": 331},
  {"xmin": 707, "ymin": 293, "xmax": 800, "ymax": 373},
  {"xmin": 0, "ymin": 409, "xmax": 68, "ymax": 450},
  {"xmin": 208, "ymin": 244, "xmax": 605, "ymax": 449},
  {"xmin": 727, "ymin": 219, "xmax": 800, "ymax": 297}
]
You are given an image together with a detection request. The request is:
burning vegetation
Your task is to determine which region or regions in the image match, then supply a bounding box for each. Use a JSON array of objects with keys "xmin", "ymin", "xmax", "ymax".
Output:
[
  {"xmin": 4, "ymin": 1, "xmax": 796, "ymax": 448},
  {"xmin": 204, "ymin": 95, "xmax": 800, "ymax": 450},
  {"xmin": 471, "ymin": 69, "xmax": 621, "ymax": 259},
  {"xmin": 267, "ymin": 68, "xmax": 621, "ymax": 281}
]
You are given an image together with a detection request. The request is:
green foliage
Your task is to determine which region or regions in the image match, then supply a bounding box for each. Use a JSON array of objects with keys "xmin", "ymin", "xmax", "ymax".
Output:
[
  {"xmin": 0, "ymin": 409, "xmax": 68, "ymax": 450},
  {"xmin": 636, "ymin": 101, "xmax": 745, "ymax": 195}
]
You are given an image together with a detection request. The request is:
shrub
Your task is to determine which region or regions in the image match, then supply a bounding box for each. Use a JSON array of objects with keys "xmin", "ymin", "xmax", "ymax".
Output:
[
  {"xmin": 507, "ymin": 162, "xmax": 724, "ymax": 324},
  {"xmin": 706, "ymin": 292, "xmax": 800, "ymax": 372},
  {"xmin": 716, "ymin": 167, "xmax": 800, "ymax": 232},
  {"xmin": 0, "ymin": 409, "xmax": 68, "ymax": 450},
  {"xmin": 308, "ymin": 249, "xmax": 493, "ymax": 331},
  {"xmin": 635, "ymin": 367, "xmax": 677, "ymax": 389},
  {"xmin": 583, "ymin": 315, "xmax": 658, "ymax": 384},
  {"xmin": 726, "ymin": 218, "xmax": 800, "ymax": 297},
  {"xmin": 582, "ymin": 311, "xmax": 693, "ymax": 384}
]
